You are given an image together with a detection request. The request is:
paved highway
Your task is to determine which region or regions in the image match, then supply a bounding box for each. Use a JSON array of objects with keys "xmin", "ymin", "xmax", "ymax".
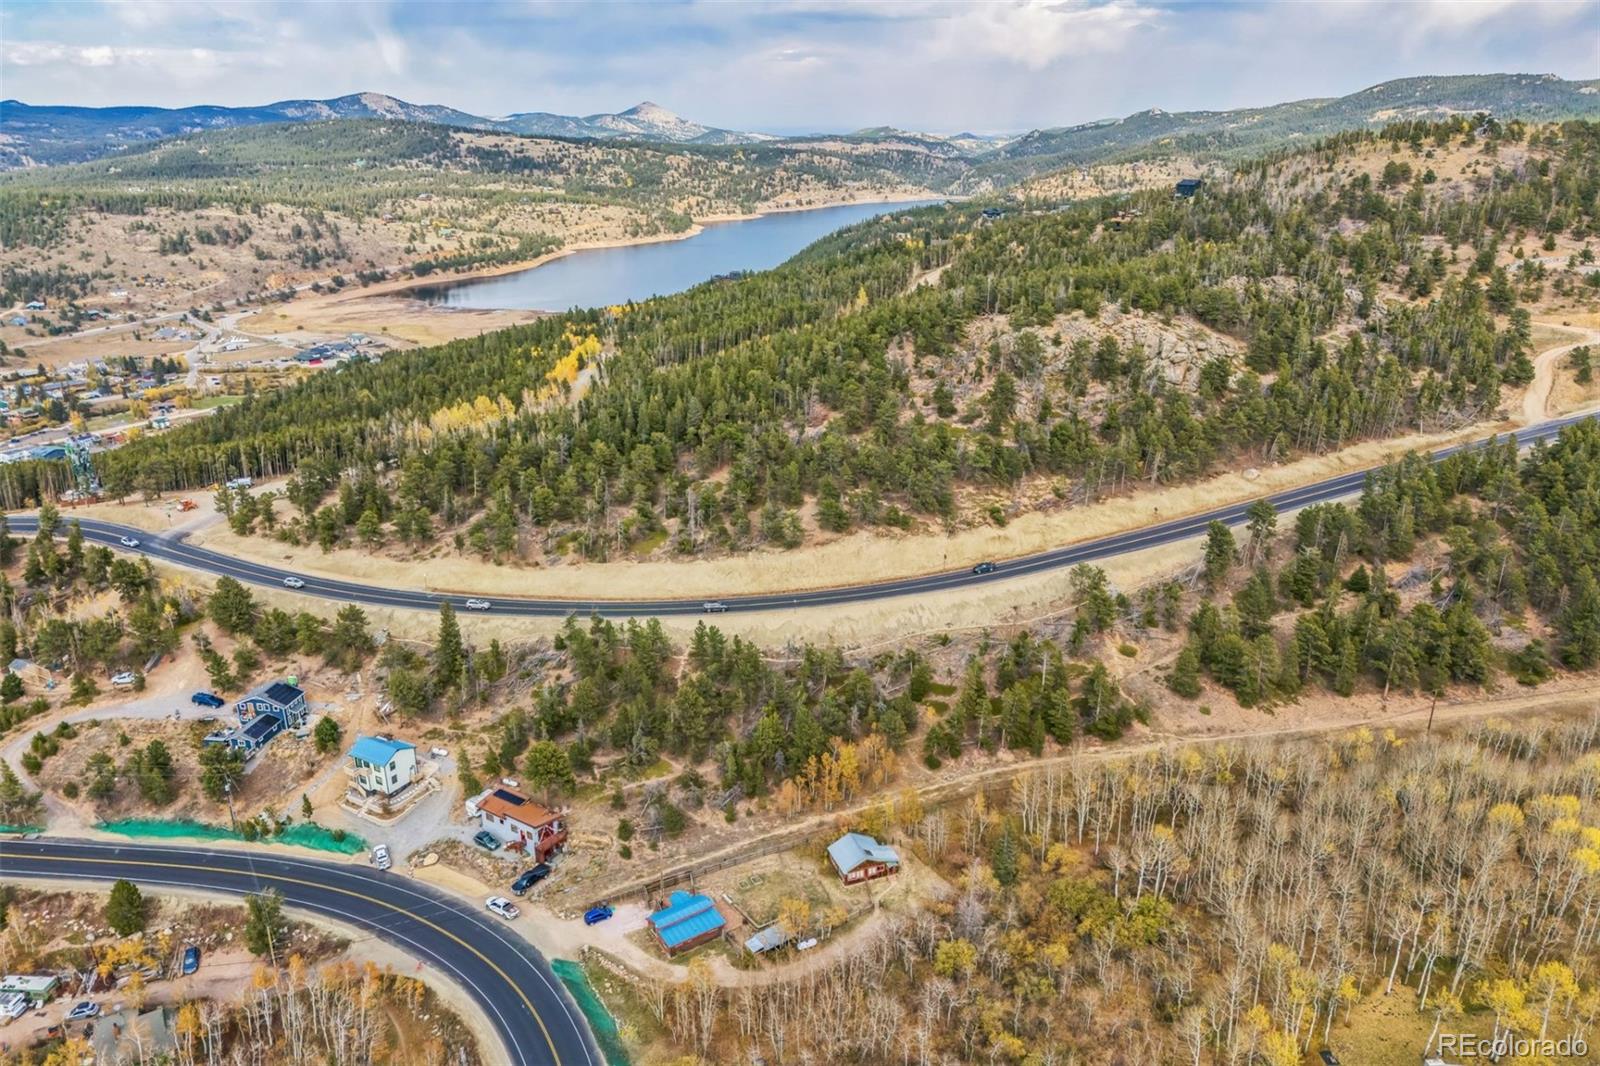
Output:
[
  {"xmin": 6, "ymin": 412, "xmax": 1594, "ymax": 618},
  {"xmin": 0, "ymin": 838, "xmax": 597, "ymax": 1066}
]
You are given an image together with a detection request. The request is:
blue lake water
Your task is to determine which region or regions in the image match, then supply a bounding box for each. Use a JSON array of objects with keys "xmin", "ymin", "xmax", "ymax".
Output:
[{"xmin": 415, "ymin": 199, "xmax": 941, "ymax": 311}]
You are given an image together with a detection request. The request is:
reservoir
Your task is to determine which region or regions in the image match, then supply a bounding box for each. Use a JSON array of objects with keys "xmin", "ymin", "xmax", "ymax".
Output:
[{"xmin": 415, "ymin": 199, "xmax": 941, "ymax": 311}]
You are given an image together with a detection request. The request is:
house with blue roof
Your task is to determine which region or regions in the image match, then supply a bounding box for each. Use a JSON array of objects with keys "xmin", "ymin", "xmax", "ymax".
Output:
[
  {"xmin": 348, "ymin": 735, "xmax": 417, "ymax": 798},
  {"xmin": 647, "ymin": 891, "xmax": 726, "ymax": 956},
  {"xmin": 827, "ymin": 832, "xmax": 901, "ymax": 885}
]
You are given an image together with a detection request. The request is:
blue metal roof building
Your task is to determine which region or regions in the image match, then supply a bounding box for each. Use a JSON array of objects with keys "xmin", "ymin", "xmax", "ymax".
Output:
[
  {"xmin": 349, "ymin": 736, "xmax": 414, "ymax": 764},
  {"xmin": 647, "ymin": 891, "xmax": 725, "ymax": 955}
]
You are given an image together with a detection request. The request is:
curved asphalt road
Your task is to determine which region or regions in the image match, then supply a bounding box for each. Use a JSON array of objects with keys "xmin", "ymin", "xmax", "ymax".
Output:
[
  {"xmin": 0, "ymin": 838, "xmax": 597, "ymax": 1066},
  {"xmin": 6, "ymin": 412, "xmax": 1594, "ymax": 618}
]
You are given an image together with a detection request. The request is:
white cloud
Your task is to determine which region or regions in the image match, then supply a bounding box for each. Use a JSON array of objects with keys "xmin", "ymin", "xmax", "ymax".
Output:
[{"xmin": 0, "ymin": 0, "xmax": 1593, "ymax": 132}]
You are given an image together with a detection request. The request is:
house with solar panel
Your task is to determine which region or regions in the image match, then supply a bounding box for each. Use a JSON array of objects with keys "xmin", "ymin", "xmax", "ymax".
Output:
[
  {"xmin": 465, "ymin": 783, "xmax": 569, "ymax": 861},
  {"xmin": 647, "ymin": 891, "xmax": 726, "ymax": 956},
  {"xmin": 202, "ymin": 680, "xmax": 309, "ymax": 756},
  {"xmin": 827, "ymin": 832, "xmax": 901, "ymax": 885}
]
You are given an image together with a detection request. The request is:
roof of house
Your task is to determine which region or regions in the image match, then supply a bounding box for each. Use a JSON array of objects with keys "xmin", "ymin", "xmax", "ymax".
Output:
[
  {"xmin": 91, "ymin": 1006, "xmax": 175, "ymax": 1059},
  {"xmin": 1177, "ymin": 177, "xmax": 1203, "ymax": 189},
  {"xmin": 241, "ymin": 714, "xmax": 281, "ymax": 742},
  {"xmin": 744, "ymin": 925, "xmax": 791, "ymax": 954},
  {"xmin": 0, "ymin": 974, "xmax": 59, "ymax": 993},
  {"xmin": 477, "ymin": 786, "xmax": 557, "ymax": 827},
  {"xmin": 349, "ymin": 735, "xmax": 415, "ymax": 765},
  {"xmin": 261, "ymin": 681, "xmax": 304, "ymax": 706},
  {"xmin": 238, "ymin": 680, "xmax": 304, "ymax": 711},
  {"xmin": 649, "ymin": 891, "xmax": 725, "ymax": 949},
  {"xmin": 827, "ymin": 832, "xmax": 901, "ymax": 873}
]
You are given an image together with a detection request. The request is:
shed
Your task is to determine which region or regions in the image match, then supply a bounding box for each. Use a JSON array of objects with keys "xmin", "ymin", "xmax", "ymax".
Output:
[
  {"xmin": 647, "ymin": 891, "xmax": 725, "ymax": 956},
  {"xmin": 827, "ymin": 832, "xmax": 901, "ymax": 885},
  {"xmin": 744, "ymin": 925, "xmax": 791, "ymax": 955}
]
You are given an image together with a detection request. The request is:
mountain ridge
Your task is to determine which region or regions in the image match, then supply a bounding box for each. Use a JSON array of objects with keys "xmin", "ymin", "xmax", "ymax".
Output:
[{"xmin": 3, "ymin": 72, "xmax": 1596, "ymax": 171}]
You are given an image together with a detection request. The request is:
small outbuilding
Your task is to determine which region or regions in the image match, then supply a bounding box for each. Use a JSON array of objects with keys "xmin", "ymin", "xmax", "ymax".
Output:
[
  {"xmin": 744, "ymin": 925, "xmax": 791, "ymax": 955},
  {"xmin": 647, "ymin": 891, "xmax": 725, "ymax": 956},
  {"xmin": 827, "ymin": 832, "xmax": 901, "ymax": 885},
  {"xmin": 1175, "ymin": 177, "xmax": 1203, "ymax": 198}
]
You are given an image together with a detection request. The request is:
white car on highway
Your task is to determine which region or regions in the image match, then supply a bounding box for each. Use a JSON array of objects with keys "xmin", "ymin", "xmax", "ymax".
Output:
[
  {"xmin": 119, "ymin": 536, "xmax": 140, "ymax": 549},
  {"xmin": 282, "ymin": 576, "xmax": 306, "ymax": 589},
  {"xmin": 485, "ymin": 896, "xmax": 520, "ymax": 921},
  {"xmin": 464, "ymin": 598, "xmax": 491, "ymax": 610},
  {"xmin": 371, "ymin": 844, "xmax": 392, "ymax": 871}
]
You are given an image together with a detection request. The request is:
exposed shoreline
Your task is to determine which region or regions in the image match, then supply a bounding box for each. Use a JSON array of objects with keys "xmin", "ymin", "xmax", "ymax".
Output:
[{"xmin": 348, "ymin": 189, "xmax": 945, "ymax": 305}]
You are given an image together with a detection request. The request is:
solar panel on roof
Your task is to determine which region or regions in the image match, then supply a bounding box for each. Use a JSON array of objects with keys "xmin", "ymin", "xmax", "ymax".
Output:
[{"xmin": 492, "ymin": 788, "xmax": 526, "ymax": 805}]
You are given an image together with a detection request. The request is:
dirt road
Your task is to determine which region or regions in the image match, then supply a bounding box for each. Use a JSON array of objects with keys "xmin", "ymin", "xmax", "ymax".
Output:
[{"xmin": 1523, "ymin": 322, "xmax": 1600, "ymax": 424}]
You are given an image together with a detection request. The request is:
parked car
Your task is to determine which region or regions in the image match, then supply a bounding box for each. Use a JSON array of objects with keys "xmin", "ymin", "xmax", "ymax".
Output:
[
  {"xmin": 371, "ymin": 844, "xmax": 392, "ymax": 871},
  {"xmin": 702, "ymin": 601, "xmax": 727, "ymax": 613},
  {"xmin": 584, "ymin": 904, "xmax": 614, "ymax": 925},
  {"xmin": 282, "ymin": 576, "xmax": 305, "ymax": 589},
  {"xmin": 971, "ymin": 561, "xmax": 998, "ymax": 575},
  {"xmin": 181, "ymin": 946, "xmax": 200, "ymax": 975},
  {"xmin": 118, "ymin": 536, "xmax": 140, "ymax": 549},
  {"xmin": 110, "ymin": 671, "xmax": 135, "ymax": 687},
  {"xmin": 473, "ymin": 831, "xmax": 501, "ymax": 851},
  {"xmin": 190, "ymin": 692, "xmax": 225, "ymax": 708},
  {"xmin": 464, "ymin": 598, "xmax": 491, "ymax": 610},
  {"xmin": 510, "ymin": 864, "xmax": 552, "ymax": 896},
  {"xmin": 1318, "ymin": 1053, "xmax": 1341, "ymax": 1066},
  {"xmin": 66, "ymin": 1002, "xmax": 100, "ymax": 1021},
  {"xmin": 429, "ymin": 746, "xmax": 449, "ymax": 758},
  {"xmin": 485, "ymin": 896, "xmax": 520, "ymax": 921}
]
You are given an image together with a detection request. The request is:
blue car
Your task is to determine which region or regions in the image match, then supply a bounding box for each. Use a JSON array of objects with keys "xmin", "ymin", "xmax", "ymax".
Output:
[
  {"xmin": 190, "ymin": 692, "xmax": 225, "ymax": 708},
  {"xmin": 181, "ymin": 946, "xmax": 200, "ymax": 975},
  {"xmin": 584, "ymin": 904, "xmax": 614, "ymax": 926}
]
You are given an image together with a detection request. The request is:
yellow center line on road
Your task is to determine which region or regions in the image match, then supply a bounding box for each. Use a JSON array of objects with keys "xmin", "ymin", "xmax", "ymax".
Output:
[{"xmin": 7, "ymin": 852, "xmax": 564, "ymax": 1065}]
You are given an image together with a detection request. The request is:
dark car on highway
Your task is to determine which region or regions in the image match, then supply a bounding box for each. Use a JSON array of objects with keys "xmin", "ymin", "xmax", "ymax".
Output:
[
  {"xmin": 972, "ymin": 561, "xmax": 998, "ymax": 575},
  {"xmin": 511, "ymin": 864, "xmax": 552, "ymax": 896},
  {"xmin": 190, "ymin": 692, "xmax": 225, "ymax": 708}
]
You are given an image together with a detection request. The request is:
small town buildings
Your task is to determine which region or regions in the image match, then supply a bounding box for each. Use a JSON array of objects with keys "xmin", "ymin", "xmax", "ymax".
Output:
[
  {"xmin": 1175, "ymin": 177, "xmax": 1203, "ymax": 198},
  {"xmin": 0, "ymin": 974, "xmax": 59, "ymax": 1004},
  {"xmin": 827, "ymin": 832, "xmax": 901, "ymax": 885},
  {"xmin": 90, "ymin": 1006, "xmax": 176, "ymax": 1063},
  {"xmin": 466, "ymin": 784, "xmax": 569, "ymax": 861},
  {"xmin": 347, "ymin": 736, "xmax": 417, "ymax": 797},
  {"xmin": 648, "ymin": 891, "xmax": 725, "ymax": 956}
]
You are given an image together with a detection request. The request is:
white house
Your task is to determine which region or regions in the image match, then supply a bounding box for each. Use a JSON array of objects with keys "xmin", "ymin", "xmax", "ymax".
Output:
[{"xmin": 347, "ymin": 736, "xmax": 417, "ymax": 797}]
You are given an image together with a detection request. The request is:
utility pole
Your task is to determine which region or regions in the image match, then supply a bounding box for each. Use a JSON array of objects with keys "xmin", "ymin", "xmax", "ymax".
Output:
[
  {"xmin": 223, "ymin": 780, "xmax": 237, "ymax": 833},
  {"xmin": 1426, "ymin": 693, "xmax": 1438, "ymax": 735}
]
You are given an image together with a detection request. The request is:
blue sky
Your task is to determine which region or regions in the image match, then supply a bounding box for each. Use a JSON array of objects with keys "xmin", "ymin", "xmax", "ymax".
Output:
[{"xmin": 2, "ymin": 1, "xmax": 1595, "ymax": 133}]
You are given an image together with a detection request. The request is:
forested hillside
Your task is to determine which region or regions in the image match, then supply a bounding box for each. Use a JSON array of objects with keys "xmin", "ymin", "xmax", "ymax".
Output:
[
  {"xmin": 0, "ymin": 118, "xmax": 946, "ymax": 313},
  {"xmin": 54, "ymin": 118, "xmax": 1599, "ymax": 567},
  {"xmin": 637, "ymin": 716, "xmax": 1600, "ymax": 1064}
]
